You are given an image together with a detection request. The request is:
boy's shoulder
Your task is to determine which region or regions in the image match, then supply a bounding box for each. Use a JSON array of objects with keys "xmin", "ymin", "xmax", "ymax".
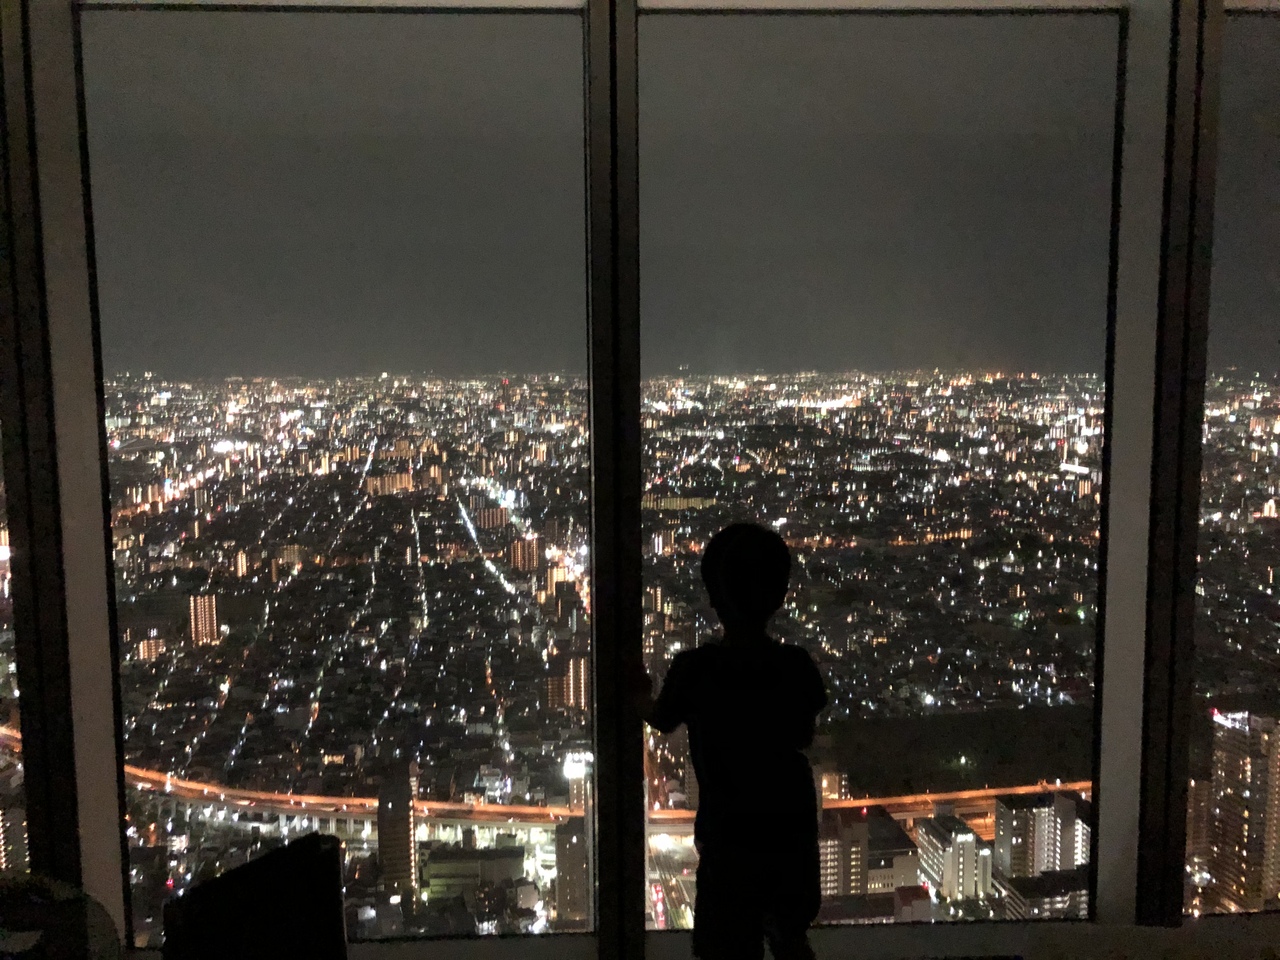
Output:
[
  {"xmin": 670, "ymin": 644, "xmax": 719, "ymax": 670},
  {"xmin": 668, "ymin": 642, "xmax": 734, "ymax": 679}
]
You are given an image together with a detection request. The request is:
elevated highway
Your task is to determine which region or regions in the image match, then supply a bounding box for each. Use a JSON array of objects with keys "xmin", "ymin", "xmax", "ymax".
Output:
[{"xmin": 0, "ymin": 726, "xmax": 1088, "ymax": 843}]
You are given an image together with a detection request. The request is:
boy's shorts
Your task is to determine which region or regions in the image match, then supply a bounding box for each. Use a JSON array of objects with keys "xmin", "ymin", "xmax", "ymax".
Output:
[{"xmin": 691, "ymin": 837, "xmax": 820, "ymax": 960}]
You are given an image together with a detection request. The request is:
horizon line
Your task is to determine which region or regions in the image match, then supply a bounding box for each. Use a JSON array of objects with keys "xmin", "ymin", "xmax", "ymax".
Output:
[{"xmin": 104, "ymin": 367, "xmax": 1123, "ymax": 382}]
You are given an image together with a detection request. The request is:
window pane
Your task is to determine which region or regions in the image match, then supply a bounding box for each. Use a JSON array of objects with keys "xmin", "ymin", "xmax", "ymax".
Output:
[
  {"xmin": 1184, "ymin": 15, "xmax": 1280, "ymax": 918},
  {"xmin": 81, "ymin": 12, "xmax": 591, "ymax": 944},
  {"xmin": 640, "ymin": 14, "xmax": 1117, "ymax": 929},
  {"xmin": 0, "ymin": 435, "xmax": 30, "ymax": 873}
]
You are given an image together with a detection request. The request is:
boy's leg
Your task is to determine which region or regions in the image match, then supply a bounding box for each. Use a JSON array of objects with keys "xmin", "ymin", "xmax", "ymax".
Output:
[
  {"xmin": 692, "ymin": 848, "xmax": 765, "ymax": 960},
  {"xmin": 762, "ymin": 922, "xmax": 817, "ymax": 960},
  {"xmin": 762, "ymin": 832, "xmax": 821, "ymax": 960}
]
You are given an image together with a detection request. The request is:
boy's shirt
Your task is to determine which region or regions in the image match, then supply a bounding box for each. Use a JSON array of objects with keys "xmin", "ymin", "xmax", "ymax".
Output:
[{"xmin": 649, "ymin": 637, "xmax": 827, "ymax": 849}]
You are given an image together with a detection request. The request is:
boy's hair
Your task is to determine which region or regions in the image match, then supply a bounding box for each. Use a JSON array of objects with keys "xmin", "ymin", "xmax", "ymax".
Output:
[{"xmin": 700, "ymin": 522, "xmax": 792, "ymax": 625}]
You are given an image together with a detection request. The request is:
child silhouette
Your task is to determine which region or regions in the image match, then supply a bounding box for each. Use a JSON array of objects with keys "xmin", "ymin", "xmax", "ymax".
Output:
[{"xmin": 639, "ymin": 523, "xmax": 826, "ymax": 960}]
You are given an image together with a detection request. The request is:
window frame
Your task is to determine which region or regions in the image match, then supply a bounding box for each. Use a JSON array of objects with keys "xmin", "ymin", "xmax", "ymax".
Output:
[
  {"xmin": 1160, "ymin": 0, "xmax": 1280, "ymax": 926},
  {"xmin": 1133, "ymin": 0, "xmax": 1223, "ymax": 926},
  {"xmin": 630, "ymin": 2, "xmax": 1128, "ymax": 931},
  {"xmin": 0, "ymin": 0, "xmax": 1256, "ymax": 953},
  {"xmin": 0, "ymin": 0, "xmax": 86, "ymax": 884},
  {"xmin": 1, "ymin": 0, "xmax": 133, "ymax": 926}
]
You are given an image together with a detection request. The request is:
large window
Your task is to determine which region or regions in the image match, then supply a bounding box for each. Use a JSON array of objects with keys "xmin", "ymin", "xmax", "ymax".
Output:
[
  {"xmin": 0, "ymin": 435, "xmax": 30, "ymax": 874},
  {"xmin": 81, "ymin": 11, "xmax": 592, "ymax": 944},
  {"xmin": 1184, "ymin": 13, "xmax": 1280, "ymax": 918},
  {"xmin": 639, "ymin": 13, "xmax": 1119, "ymax": 927},
  {"xmin": 8, "ymin": 0, "xmax": 1276, "ymax": 952}
]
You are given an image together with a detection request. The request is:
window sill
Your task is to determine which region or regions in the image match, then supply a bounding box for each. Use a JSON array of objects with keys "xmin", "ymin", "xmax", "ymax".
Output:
[{"xmin": 123, "ymin": 914, "xmax": 1280, "ymax": 960}]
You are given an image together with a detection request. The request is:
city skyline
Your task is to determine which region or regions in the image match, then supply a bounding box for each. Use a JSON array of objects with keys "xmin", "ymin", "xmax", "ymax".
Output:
[
  {"xmin": 97, "ymin": 364, "xmax": 1113, "ymax": 936},
  {"xmin": 105, "ymin": 364, "xmax": 1117, "ymax": 379},
  {"xmin": 1, "ymin": 361, "xmax": 1271, "ymax": 935},
  {"xmin": 36, "ymin": 4, "xmax": 1278, "ymax": 944}
]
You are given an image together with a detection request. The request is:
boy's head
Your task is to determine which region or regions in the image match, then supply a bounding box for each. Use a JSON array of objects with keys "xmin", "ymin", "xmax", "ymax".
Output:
[{"xmin": 700, "ymin": 522, "xmax": 791, "ymax": 632}]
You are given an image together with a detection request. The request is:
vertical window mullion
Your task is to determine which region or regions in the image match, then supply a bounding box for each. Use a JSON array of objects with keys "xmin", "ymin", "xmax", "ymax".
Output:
[
  {"xmin": 0, "ymin": 0, "xmax": 81, "ymax": 886},
  {"xmin": 1091, "ymin": 0, "xmax": 1179, "ymax": 926},
  {"xmin": 1135, "ymin": 0, "xmax": 1223, "ymax": 925},
  {"xmin": 1095, "ymin": 0, "xmax": 1224, "ymax": 927},
  {"xmin": 19, "ymin": 0, "xmax": 129, "ymax": 936},
  {"xmin": 586, "ymin": 0, "xmax": 643, "ymax": 954}
]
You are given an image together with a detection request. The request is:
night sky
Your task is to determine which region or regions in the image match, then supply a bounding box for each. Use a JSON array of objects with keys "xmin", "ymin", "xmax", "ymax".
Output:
[
  {"xmin": 1208, "ymin": 19, "xmax": 1280, "ymax": 376},
  {"xmin": 79, "ymin": 11, "xmax": 1277, "ymax": 380}
]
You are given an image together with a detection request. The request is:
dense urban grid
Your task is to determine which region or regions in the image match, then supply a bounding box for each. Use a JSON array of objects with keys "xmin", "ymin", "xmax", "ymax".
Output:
[
  {"xmin": 1184, "ymin": 374, "xmax": 1280, "ymax": 917},
  {"xmin": 96, "ymin": 368, "xmax": 1105, "ymax": 940},
  {"xmin": 0, "ymin": 439, "xmax": 31, "ymax": 876},
  {"xmin": 0, "ymin": 369, "xmax": 1275, "ymax": 940}
]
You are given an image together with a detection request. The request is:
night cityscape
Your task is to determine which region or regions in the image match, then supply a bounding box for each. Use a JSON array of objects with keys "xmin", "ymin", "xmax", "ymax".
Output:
[
  {"xmin": 54, "ymin": 9, "xmax": 1271, "ymax": 941},
  {"xmin": 93, "ymin": 366, "xmax": 1102, "ymax": 938},
  {"xmin": 0, "ymin": 441, "xmax": 29, "ymax": 877},
  {"xmin": 0, "ymin": 367, "xmax": 1276, "ymax": 938},
  {"xmin": 1184, "ymin": 374, "xmax": 1280, "ymax": 917}
]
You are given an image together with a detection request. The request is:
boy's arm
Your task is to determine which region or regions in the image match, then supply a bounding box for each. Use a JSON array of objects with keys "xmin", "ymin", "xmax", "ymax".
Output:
[
  {"xmin": 629, "ymin": 660, "xmax": 667, "ymax": 730},
  {"xmin": 642, "ymin": 655, "xmax": 688, "ymax": 734}
]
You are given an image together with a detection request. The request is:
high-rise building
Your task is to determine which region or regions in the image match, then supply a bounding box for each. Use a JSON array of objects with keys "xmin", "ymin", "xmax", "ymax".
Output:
[
  {"xmin": 364, "ymin": 472, "xmax": 413, "ymax": 497},
  {"xmin": 509, "ymin": 536, "xmax": 542, "ymax": 574},
  {"xmin": 188, "ymin": 594, "xmax": 219, "ymax": 648},
  {"xmin": 378, "ymin": 761, "xmax": 420, "ymax": 906},
  {"xmin": 476, "ymin": 506, "xmax": 510, "ymax": 530},
  {"xmin": 546, "ymin": 565, "xmax": 567, "ymax": 596},
  {"xmin": 277, "ymin": 543, "xmax": 306, "ymax": 569},
  {"xmin": 0, "ymin": 807, "xmax": 28, "ymax": 872},
  {"xmin": 555, "ymin": 818, "xmax": 590, "ymax": 928},
  {"xmin": 135, "ymin": 635, "xmax": 166, "ymax": 662},
  {"xmin": 994, "ymin": 795, "xmax": 1036, "ymax": 877},
  {"xmin": 917, "ymin": 815, "xmax": 992, "ymax": 901},
  {"xmin": 818, "ymin": 806, "xmax": 915, "ymax": 897},
  {"xmin": 1187, "ymin": 777, "xmax": 1213, "ymax": 865},
  {"xmin": 994, "ymin": 791, "xmax": 1086, "ymax": 879},
  {"xmin": 547, "ymin": 652, "xmax": 590, "ymax": 711},
  {"xmin": 1072, "ymin": 801, "xmax": 1092, "ymax": 870},
  {"xmin": 651, "ymin": 529, "xmax": 672, "ymax": 556},
  {"xmin": 1208, "ymin": 711, "xmax": 1280, "ymax": 912},
  {"xmin": 681, "ymin": 754, "xmax": 698, "ymax": 811},
  {"xmin": 563, "ymin": 751, "xmax": 591, "ymax": 812},
  {"xmin": 825, "ymin": 810, "xmax": 869, "ymax": 896},
  {"xmin": 819, "ymin": 818, "xmax": 843, "ymax": 898}
]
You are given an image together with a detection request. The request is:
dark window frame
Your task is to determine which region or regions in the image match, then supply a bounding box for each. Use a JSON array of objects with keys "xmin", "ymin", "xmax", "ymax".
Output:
[
  {"xmin": 0, "ymin": 0, "xmax": 1242, "ymax": 953},
  {"xmin": 0, "ymin": 0, "xmax": 83, "ymax": 883}
]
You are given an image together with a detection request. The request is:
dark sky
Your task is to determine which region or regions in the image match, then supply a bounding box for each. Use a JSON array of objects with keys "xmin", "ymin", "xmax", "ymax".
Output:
[
  {"xmin": 1208, "ymin": 19, "xmax": 1280, "ymax": 375},
  {"xmin": 81, "ymin": 13, "xmax": 588, "ymax": 379},
  {"xmin": 80, "ymin": 11, "xmax": 1275, "ymax": 380}
]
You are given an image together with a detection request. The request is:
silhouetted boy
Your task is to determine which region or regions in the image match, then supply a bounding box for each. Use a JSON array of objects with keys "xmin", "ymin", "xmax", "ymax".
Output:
[{"xmin": 639, "ymin": 523, "xmax": 827, "ymax": 960}]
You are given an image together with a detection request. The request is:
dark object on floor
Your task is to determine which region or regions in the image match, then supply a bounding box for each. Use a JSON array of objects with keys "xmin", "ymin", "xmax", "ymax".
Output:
[
  {"xmin": 0, "ymin": 873, "xmax": 120, "ymax": 960},
  {"xmin": 0, "ymin": 929, "xmax": 41, "ymax": 959},
  {"xmin": 162, "ymin": 833, "xmax": 347, "ymax": 960}
]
